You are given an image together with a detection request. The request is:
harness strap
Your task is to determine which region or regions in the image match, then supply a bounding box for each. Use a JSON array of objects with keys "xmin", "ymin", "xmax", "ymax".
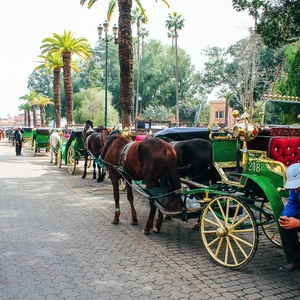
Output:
[{"xmin": 119, "ymin": 141, "xmax": 135, "ymax": 170}]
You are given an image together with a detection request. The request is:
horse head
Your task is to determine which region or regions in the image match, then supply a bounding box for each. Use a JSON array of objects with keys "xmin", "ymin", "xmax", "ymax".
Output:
[{"xmin": 82, "ymin": 120, "xmax": 95, "ymax": 140}]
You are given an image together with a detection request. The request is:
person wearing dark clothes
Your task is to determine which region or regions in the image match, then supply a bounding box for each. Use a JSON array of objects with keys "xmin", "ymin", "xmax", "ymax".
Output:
[
  {"xmin": 279, "ymin": 163, "xmax": 300, "ymax": 272},
  {"xmin": 14, "ymin": 126, "xmax": 23, "ymax": 156}
]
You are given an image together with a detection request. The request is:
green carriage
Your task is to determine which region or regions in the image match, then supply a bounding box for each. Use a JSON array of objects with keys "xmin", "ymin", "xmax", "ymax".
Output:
[
  {"xmin": 155, "ymin": 95, "xmax": 300, "ymax": 269},
  {"xmin": 31, "ymin": 127, "xmax": 51, "ymax": 156},
  {"xmin": 59, "ymin": 126, "xmax": 90, "ymax": 175},
  {"xmin": 22, "ymin": 127, "xmax": 33, "ymax": 145}
]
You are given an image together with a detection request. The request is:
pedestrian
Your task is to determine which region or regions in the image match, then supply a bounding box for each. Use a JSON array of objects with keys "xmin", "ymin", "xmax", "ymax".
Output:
[
  {"xmin": 279, "ymin": 162, "xmax": 300, "ymax": 272},
  {"xmin": 14, "ymin": 126, "xmax": 24, "ymax": 156}
]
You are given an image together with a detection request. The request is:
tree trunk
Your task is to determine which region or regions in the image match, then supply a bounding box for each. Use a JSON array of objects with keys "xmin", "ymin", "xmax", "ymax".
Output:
[
  {"xmin": 118, "ymin": 0, "xmax": 134, "ymax": 130},
  {"xmin": 53, "ymin": 67, "xmax": 61, "ymax": 128},
  {"xmin": 175, "ymin": 30, "xmax": 179, "ymax": 127},
  {"xmin": 27, "ymin": 110, "xmax": 31, "ymax": 127},
  {"xmin": 32, "ymin": 107, "xmax": 37, "ymax": 127},
  {"xmin": 63, "ymin": 51, "xmax": 73, "ymax": 125},
  {"xmin": 40, "ymin": 106, "xmax": 45, "ymax": 126}
]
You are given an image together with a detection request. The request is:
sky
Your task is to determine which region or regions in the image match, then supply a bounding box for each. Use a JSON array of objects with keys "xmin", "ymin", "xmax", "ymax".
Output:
[{"xmin": 0, "ymin": 0, "xmax": 253, "ymax": 118}]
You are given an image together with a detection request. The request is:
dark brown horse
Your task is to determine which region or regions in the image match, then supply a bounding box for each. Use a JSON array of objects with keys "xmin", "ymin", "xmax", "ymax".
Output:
[
  {"xmin": 82, "ymin": 120, "xmax": 105, "ymax": 182},
  {"xmin": 100, "ymin": 129, "xmax": 183, "ymax": 234},
  {"xmin": 168, "ymin": 138, "xmax": 219, "ymax": 185}
]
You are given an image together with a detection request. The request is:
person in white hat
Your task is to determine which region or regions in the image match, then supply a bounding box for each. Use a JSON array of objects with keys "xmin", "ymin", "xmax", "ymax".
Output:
[{"xmin": 279, "ymin": 163, "xmax": 300, "ymax": 271}]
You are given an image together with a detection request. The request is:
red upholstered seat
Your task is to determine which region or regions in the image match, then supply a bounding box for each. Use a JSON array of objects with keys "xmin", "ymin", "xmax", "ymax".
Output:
[{"xmin": 268, "ymin": 137, "xmax": 300, "ymax": 166}]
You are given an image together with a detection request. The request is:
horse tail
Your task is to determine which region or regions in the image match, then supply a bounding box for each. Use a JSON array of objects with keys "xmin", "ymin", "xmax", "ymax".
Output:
[{"xmin": 165, "ymin": 146, "xmax": 182, "ymax": 212}]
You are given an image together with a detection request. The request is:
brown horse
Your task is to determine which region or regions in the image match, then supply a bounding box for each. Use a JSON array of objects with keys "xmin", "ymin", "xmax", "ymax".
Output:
[
  {"xmin": 100, "ymin": 129, "xmax": 183, "ymax": 234},
  {"xmin": 82, "ymin": 120, "xmax": 105, "ymax": 182}
]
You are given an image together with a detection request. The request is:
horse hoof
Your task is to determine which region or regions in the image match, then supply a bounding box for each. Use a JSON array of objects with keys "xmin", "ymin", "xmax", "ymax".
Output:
[
  {"xmin": 153, "ymin": 227, "xmax": 160, "ymax": 233},
  {"xmin": 142, "ymin": 229, "xmax": 150, "ymax": 235},
  {"xmin": 131, "ymin": 221, "xmax": 138, "ymax": 225},
  {"xmin": 112, "ymin": 219, "xmax": 119, "ymax": 225}
]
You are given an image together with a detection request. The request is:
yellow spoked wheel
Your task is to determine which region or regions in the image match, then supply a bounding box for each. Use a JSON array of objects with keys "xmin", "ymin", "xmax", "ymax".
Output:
[
  {"xmin": 201, "ymin": 196, "xmax": 258, "ymax": 269},
  {"xmin": 32, "ymin": 140, "xmax": 36, "ymax": 157},
  {"xmin": 118, "ymin": 178, "xmax": 126, "ymax": 191},
  {"xmin": 260, "ymin": 201, "xmax": 282, "ymax": 247},
  {"xmin": 57, "ymin": 148, "xmax": 62, "ymax": 168},
  {"xmin": 67, "ymin": 146, "xmax": 76, "ymax": 175}
]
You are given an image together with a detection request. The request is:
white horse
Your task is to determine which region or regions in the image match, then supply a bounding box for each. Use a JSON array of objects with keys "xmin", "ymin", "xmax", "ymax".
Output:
[{"xmin": 49, "ymin": 130, "xmax": 61, "ymax": 164}]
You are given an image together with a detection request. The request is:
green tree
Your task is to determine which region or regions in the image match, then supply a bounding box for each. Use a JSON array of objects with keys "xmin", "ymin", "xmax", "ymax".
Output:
[
  {"xmin": 40, "ymin": 30, "xmax": 92, "ymax": 125},
  {"xmin": 18, "ymin": 102, "xmax": 31, "ymax": 127},
  {"xmin": 142, "ymin": 104, "xmax": 171, "ymax": 121},
  {"xmin": 232, "ymin": 0, "xmax": 300, "ymax": 48},
  {"xmin": 80, "ymin": 0, "xmax": 169, "ymax": 130},
  {"xmin": 20, "ymin": 90, "xmax": 39, "ymax": 127},
  {"xmin": 31, "ymin": 95, "xmax": 54, "ymax": 126},
  {"xmin": 73, "ymin": 88, "xmax": 119, "ymax": 126},
  {"xmin": 165, "ymin": 12, "xmax": 185, "ymax": 126},
  {"xmin": 275, "ymin": 42, "xmax": 300, "ymax": 96}
]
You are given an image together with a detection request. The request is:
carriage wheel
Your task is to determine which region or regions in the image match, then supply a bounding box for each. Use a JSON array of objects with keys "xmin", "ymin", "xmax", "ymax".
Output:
[
  {"xmin": 32, "ymin": 140, "xmax": 36, "ymax": 157},
  {"xmin": 200, "ymin": 195, "xmax": 258, "ymax": 269},
  {"xmin": 67, "ymin": 146, "xmax": 76, "ymax": 175},
  {"xmin": 57, "ymin": 148, "xmax": 62, "ymax": 168},
  {"xmin": 118, "ymin": 178, "xmax": 127, "ymax": 191},
  {"xmin": 260, "ymin": 201, "xmax": 282, "ymax": 247}
]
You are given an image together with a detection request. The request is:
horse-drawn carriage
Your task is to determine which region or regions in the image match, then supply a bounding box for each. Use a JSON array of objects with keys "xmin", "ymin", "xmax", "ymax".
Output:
[
  {"xmin": 59, "ymin": 125, "xmax": 90, "ymax": 175},
  {"xmin": 152, "ymin": 95, "xmax": 300, "ymax": 268},
  {"xmin": 22, "ymin": 127, "xmax": 34, "ymax": 144},
  {"xmin": 31, "ymin": 127, "xmax": 51, "ymax": 156}
]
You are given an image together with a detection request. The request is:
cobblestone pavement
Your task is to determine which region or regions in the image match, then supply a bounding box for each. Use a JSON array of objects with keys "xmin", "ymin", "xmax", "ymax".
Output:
[{"xmin": 0, "ymin": 138, "xmax": 300, "ymax": 300}]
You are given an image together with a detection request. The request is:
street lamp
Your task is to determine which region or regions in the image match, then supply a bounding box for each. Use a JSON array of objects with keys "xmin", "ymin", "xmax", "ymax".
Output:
[
  {"xmin": 98, "ymin": 21, "xmax": 118, "ymax": 127},
  {"xmin": 135, "ymin": 95, "xmax": 141, "ymax": 119}
]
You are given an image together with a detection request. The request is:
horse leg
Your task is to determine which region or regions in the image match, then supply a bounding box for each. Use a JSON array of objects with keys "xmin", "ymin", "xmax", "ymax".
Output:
[
  {"xmin": 111, "ymin": 175, "xmax": 121, "ymax": 224},
  {"xmin": 97, "ymin": 164, "xmax": 103, "ymax": 182},
  {"xmin": 82, "ymin": 152, "xmax": 87, "ymax": 179},
  {"xmin": 50, "ymin": 148, "xmax": 53, "ymax": 163},
  {"xmin": 142, "ymin": 201, "xmax": 157, "ymax": 235},
  {"xmin": 93, "ymin": 160, "xmax": 96, "ymax": 180},
  {"xmin": 126, "ymin": 180, "xmax": 138, "ymax": 225},
  {"xmin": 153, "ymin": 210, "xmax": 164, "ymax": 233}
]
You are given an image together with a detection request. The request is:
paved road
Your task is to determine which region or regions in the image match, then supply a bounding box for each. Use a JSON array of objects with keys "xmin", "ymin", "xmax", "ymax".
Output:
[{"xmin": 0, "ymin": 138, "xmax": 300, "ymax": 300}]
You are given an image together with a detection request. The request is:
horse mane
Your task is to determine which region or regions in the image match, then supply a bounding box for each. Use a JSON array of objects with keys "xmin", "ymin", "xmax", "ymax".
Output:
[{"xmin": 100, "ymin": 134, "xmax": 119, "ymax": 160}]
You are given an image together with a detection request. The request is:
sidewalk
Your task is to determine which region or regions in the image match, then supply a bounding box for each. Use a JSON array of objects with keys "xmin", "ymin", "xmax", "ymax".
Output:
[{"xmin": 0, "ymin": 138, "xmax": 300, "ymax": 299}]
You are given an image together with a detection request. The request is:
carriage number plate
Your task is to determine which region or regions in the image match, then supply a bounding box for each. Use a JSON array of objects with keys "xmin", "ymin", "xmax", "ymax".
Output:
[{"xmin": 248, "ymin": 162, "xmax": 261, "ymax": 172}]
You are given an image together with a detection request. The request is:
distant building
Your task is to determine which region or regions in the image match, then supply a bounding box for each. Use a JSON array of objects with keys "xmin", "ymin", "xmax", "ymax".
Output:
[
  {"xmin": 0, "ymin": 116, "xmax": 14, "ymax": 127},
  {"xmin": 14, "ymin": 115, "xmax": 25, "ymax": 127},
  {"xmin": 209, "ymin": 100, "xmax": 235, "ymax": 129}
]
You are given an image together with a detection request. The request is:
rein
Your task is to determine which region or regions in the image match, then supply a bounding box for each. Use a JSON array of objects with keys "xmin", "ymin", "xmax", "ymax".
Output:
[{"xmin": 99, "ymin": 135, "xmax": 182, "ymax": 204}]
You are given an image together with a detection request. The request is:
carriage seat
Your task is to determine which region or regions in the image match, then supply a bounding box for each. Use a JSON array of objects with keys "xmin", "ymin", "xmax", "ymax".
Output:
[{"xmin": 268, "ymin": 137, "xmax": 300, "ymax": 167}]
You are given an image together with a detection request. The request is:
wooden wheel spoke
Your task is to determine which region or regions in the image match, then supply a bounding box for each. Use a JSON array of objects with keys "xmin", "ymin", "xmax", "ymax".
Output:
[
  {"xmin": 203, "ymin": 217, "xmax": 220, "ymax": 228},
  {"xmin": 228, "ymin": 235, "xmax": 249, "ymax": 259}
]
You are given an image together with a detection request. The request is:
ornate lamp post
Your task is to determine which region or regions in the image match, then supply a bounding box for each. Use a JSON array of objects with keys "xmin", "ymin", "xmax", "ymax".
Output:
[{"xmin": 98, "ymin": 21, "xmax": 118, "ymax": 127}]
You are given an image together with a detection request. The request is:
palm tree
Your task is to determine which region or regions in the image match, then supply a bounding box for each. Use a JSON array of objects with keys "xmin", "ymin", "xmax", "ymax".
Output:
[
  {"xmin": 31, "ymin": 95, "xmax": 54, "ymax": 126},
  {"xmin": 18, "ymin": 103, "xmax": 31, "ymax": 126},
  {"xmin": 80, "ymin": 0, "xmax": 169, "ymax": 129},
  {"xmin": 40, "ymin": 30, "xmax": 92, "ymax": 125},
  {"xmin": 36, "ymin": 52, "xmax": 79, "ymax": 128},
  {"xmin": 132, "ymin": 7, "xmax": 147, "ymax": 120},
  {"xmin": 20, "ymin": 90, "xmax": 39, "ymax": 127},
  {"xmin": 36, "ymin": 53, "xmax": 64, "ymax": 128},
  {"xmin": 165, "ymin": 12, "xmax": 185, "ymax": 127}
]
